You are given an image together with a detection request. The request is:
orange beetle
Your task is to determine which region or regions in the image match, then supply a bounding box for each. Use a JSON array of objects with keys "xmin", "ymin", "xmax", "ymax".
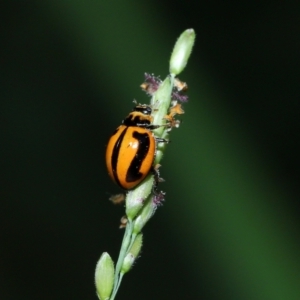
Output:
[{"xmin": 106, "ymin": 104, "xmax": 160, "ymax": 190}]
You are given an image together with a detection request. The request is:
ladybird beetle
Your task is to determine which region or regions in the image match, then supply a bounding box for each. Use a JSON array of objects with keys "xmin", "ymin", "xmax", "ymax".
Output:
[{"xmin": 106, "ymin": 104, "xmax": 164, "ymax": 190}]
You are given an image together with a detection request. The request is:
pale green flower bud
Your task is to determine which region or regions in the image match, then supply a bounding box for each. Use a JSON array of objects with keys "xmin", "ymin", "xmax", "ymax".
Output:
[
  {"xmin": 133, "ymin": 198, "xmax": 156, "ymax": 234},
  {"xmin": 121, "ymin": 253, "xmax": 135, "ymax": 275},
  {"xmin": 125, "ymin": 176, "xmax": 153, "ymax": 220},
  {"xmin": 169, "ymin": 29, "xmax": 195, "ymax": 75},
  {"xmin": 95, "ymin": 252, "xmax": 114, "ymax": 300},
  {"xmin": 121, "ymin": 234, "xmax": 143, "ymax": 274}
]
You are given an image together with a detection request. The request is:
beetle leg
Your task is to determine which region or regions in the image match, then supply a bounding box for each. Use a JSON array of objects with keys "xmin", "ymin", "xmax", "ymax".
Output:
[
  {"xmin": 144, "ymin": 123, "xmax": 170, "ymax": 130},
  {"xmin": 155, "ymin": 137, "xmax": 169, "ymax": 144},
  {"xmin": 151, "ymin": 164, "xmax": 165, "ymax": 193}
]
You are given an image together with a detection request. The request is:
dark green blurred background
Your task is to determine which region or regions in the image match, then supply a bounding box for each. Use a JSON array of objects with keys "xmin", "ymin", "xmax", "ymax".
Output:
[{"xmin": 1, "ymin": 1, "xmax": 300, "ymax": 299}]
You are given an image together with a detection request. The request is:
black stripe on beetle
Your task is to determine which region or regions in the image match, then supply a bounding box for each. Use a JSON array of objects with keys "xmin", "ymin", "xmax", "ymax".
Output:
[
  {"xmin": 126, "ymin": 131, "xmax": 151, "ymax": 183},
  {"xmin": 111, "ymin": 126, "xmax": 128, "ymax": 187}
]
